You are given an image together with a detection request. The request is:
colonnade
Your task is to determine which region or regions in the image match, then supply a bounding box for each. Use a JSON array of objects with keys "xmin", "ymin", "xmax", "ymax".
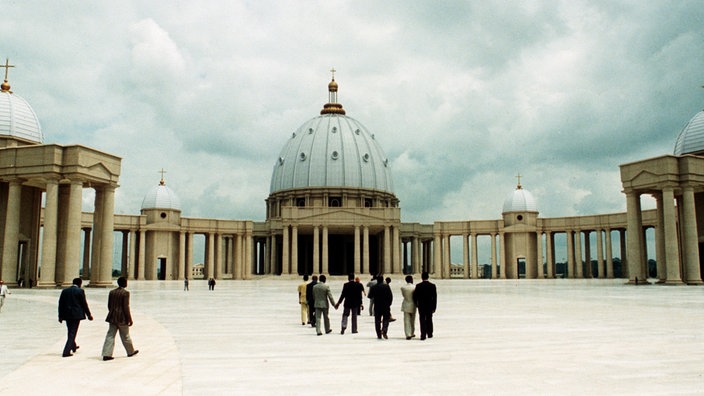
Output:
[
  {"xmin": 106, "ymin": 229, "xmax": 253, "ymax": 281},
  {"xmin": 433, "ymin": 227, "xmax": 630, "ymax": 280},
  {"xmin": 276, "ymin": 224, "xmax": 407, "ymax": 276}
]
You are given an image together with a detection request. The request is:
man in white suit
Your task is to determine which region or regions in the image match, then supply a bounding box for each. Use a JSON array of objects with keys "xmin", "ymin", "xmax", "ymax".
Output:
[{"xmin": 400, "ymin": 275, "xmax": 416, "ymax": 340}]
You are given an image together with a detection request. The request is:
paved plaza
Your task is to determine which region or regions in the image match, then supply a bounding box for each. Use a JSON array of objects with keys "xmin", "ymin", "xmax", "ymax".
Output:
[{"xmin": 1, "ymin": 278, "xmax": 703, "ymax": 395}]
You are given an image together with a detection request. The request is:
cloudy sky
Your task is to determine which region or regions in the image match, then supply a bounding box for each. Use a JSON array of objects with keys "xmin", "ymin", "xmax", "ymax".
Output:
[{"xmin": 4, "ymin": 1, "xmax": 704, "ymax": 225}]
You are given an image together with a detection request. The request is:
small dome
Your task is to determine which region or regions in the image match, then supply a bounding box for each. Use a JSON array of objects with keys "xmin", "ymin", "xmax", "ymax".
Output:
[
  {"xmin": 502, "ymin": 186, "xmax": 537, "ymax": 213},
  {"xmin": 141, "ymin": 180, "xmax": 182, "ymax": 211},
  {"xmin": 674, "ymin": 110, "xmax": 704, "ymax": 156},
  {"xmin": 0, "ymin": 87, "xmax": 43, "ymax": 143}
]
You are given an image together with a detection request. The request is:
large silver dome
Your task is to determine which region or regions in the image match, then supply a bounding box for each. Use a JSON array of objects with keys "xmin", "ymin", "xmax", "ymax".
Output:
[
  {"xmin": 673, "ymin": 110, "xmax": 704, "ymax": 156},
  {"xmin": 269, "ymin": 79, "xmax": 394, "ymax": 194},
  {"xmin": 0, "ymin": 78, "xmax": 43, "ymax": 144}
]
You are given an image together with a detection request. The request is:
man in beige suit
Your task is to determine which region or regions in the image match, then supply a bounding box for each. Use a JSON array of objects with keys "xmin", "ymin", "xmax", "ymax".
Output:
[
  {"xmin": 400, "ymin": 275, "xmax": 417, "ymax": 340},
  {"xmin": 102, "ymin": 277, "xmax": 139, "ymax": 361}
]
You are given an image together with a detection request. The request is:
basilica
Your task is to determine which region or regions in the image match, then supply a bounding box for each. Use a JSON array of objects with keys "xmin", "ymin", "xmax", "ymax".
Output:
[{"xmin": 1, "ymin": 62, "xmax": 703, "ymax": 287}]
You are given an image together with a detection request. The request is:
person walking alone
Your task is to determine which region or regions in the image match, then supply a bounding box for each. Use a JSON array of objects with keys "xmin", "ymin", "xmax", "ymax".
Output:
[{"xmin": 101, "ymin": 277, "xmax": 139, "ymax": 361}]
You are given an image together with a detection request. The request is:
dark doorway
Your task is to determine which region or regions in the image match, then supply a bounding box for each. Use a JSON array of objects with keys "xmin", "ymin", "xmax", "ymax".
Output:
[
  {"xmin": 158, "ymin": 258, "xmax": 166, "ymax": 280},
  {"xmin": 517, "ymin": 258, "xmax": 526, "ymax": 279}
]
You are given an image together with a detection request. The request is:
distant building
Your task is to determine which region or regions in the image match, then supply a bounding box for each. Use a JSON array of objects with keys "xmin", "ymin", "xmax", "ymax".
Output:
[{"xmin": 0, "ymin": 65, "xmax": 702, "ymax": 286}]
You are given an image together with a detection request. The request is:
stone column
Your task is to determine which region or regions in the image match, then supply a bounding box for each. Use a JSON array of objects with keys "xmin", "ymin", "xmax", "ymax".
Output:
[
  {"xmin": 499, "ymin": 232, "xmax": 506, "ymax": 279},
  {"xmin": 121, "ymin": 230, "xmax": 129, "ymax": 278},
  {"xmin": 234, "ymin": 233, "xmax": 242, "ymax": 279},
  {"xmin": 443, "ymin": 234, "xmax": 451, "ymax": 279},
  {"xmin": 654, "ymin": 193, "xmax": 667, "ymax": 282},
  {"xmin": 39, "ymin": 179, "xmax": 59, "ymax": 287},
  {"xmin": 681, "ymin": 186, "xmax": 702, "ymax": 284},
  {"xmin": 392, "ymin": 226, "xmax": 400, "ymax": 274},
  {"xmin": 433, "ymin": 232, "xmax": 441, "ymax": 277},
  {"xmin": 463, "ymin": 233, "xmax": 470, "ymax": 279},
  {"xmin": 619, "ymin": 229, "xmax": 628, "ymax": 279},
  {"xmin": 471, "ymin": 233, "xmax": 479, "ymax": 279},
  {"xmin": 596, "ymin": 229, "xmax": 604, "ymax": 279},
  {"xmin": 566, "ymin": 230, "xmax": 575, "ymax": 278},
  {"xmin": 662, "ymin": 187, "xmax": 683, "ymax": 284},
  {"xmin": 82, "ymin": 229, "xmax": 92, "ymax": 280},
  {"xmin": 95, "ymin": 186, "xmax": 115, "ymax": 286},
  {"xmin": 215, "ymin": 233, "xmax": 223, "ymax": 279},
  {"xmin": 129, "ymin": 230, "xmax": 137, "ymax": 279},
  {"xmin": 575, "ymin": 231, "xmax": 583, "ymax": 278},
  {"xmin": 625, "ymin": 191, "xmax": 645, "ymax": 283},
  {"xmin": 244, "ymin": 231, "xmax": 252, "ymax": 279},
  {"xmin": 61, "ymin": 181, "xmax": 84, "ymax": 286},
  {"xmin": 546, "ymin": 231, "xmax": 554, "ymax": 278},
  {"xmin": 354, "ymin": 226, "xmax": 361, "ymax": 275},
  {"xmin": 186, "ymin": 232, "xmax": 194, "ymax": 280},
  {"xmin": 536, "ymin": 232, "xmax": 544, "ymax": 279},
  {"xmin": 269, "ymin": 234, "xmax": 277, "ymax": 275},
  {"xmin": 138, "ymin": 231, "xmax": 146, "ymax": 280},
  {"xmin": 583, "ymin": 230, "xmax": 591, "ymax": 278},
  {"xmin": 206, "ymin": 233, "xmax": 215, "ymax": 279},
  {"xmin": 313, "ymin": 225, "xmax": 320, "ymax": 274},
  {"xmin": 322, "ymin": 226, "xmax": 329, "ymax": 275},
  {"xmin": 490, "ymin": 233, "xmax": 497, "ymax": 279},
  {"xmin": 605, "ymin": 229, "xmax": 614, "ymax": 278},
  {"xmin": 363, "ymin": 226, "xmax": 370, "ymax": 275},
  {"xmin": 291, "ymin": 226, "xmax": 298, "ymax": 275},
  {"xmin": 90, "ymin": 188, "xmax": 104, "ymax": 285},
  {"xmin": 412, "ymin": 236, "xmax": 421, "ymax": 274},
  {"xmin": 383, "ymin": 225, "xmax": 391, "ymax": 275},
  {"xmin": 178, "ymin": 232, "xmax": 186, "ymax": 280},
  {"xmin": 1, "ymin": 180, "xmax": 21, "ymax": 285},
  {"xmin": 282, "ymin": 226, "xmax": 289, "ymax": 275}
]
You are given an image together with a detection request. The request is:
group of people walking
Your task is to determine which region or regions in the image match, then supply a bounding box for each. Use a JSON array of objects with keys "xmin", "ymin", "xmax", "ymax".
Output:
[
  {"xmin": 298, "ymin": 271, "xmax": 437, "ymax": 340},
  {"xmin": 57, "ymin": 276, "xmax": 139, "ymax": 360}
]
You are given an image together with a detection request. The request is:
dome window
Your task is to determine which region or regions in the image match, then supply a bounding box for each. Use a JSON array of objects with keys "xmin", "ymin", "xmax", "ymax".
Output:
[
  {"xmin": 292, "ymin": 132, "xmax": 297, "ymax": 138},
  {"xmin": 363, "ymin": 153, "xmax": 370, "ymax": 162},
  {"xmin": 308, "ymin": 128, "xmax": 314, "ymax": 134},
  {"xmin": 355, "ymin": 129, "xmax": 360, "ymax": 135},
  {"xmin": 296, "ymin": 198, "xmax": 306, "ymax": 207},
  {"xmin": 299, "ymin": 152, "xmax": 307, "ymax": 161},
  {"xmin": 371, "ymin": 134, "xmax": 375, "ymax": 140},
  {"xmin": 331, "ymin": 126, "xmax": 337, "ymax": 133},
  {"xmin": 278, "ymin": 157, "xmax": 285, "ymax": 165},
  {"xmin": 364, "ymin": 198, "xmax": 373, "ymax": 207},
  {"xmin": 328, "ymin": 197, "xmax": 342, "ymax": 207},
  {"xmin": 160, "ymin": 212, "xmax": 167, "ymax": 219},
  {"xmin": 331, "ymin": 151, "xmax": 339, "ymax": 160},
  {"xmin": 517, "ymin": 215, "xmax": 523, "ymax": 221},
  {"xmin": 383, "ymin": 158, "xmax": 389, "ymax": 167}
]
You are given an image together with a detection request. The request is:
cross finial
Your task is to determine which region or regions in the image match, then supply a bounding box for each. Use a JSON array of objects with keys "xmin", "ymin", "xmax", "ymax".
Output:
[
  {"xmin": 2, "ymin": 58, "xmax": 14, "ymax": 81},
  {"xmin": 516, "ymin": 173, "xmax": 522, "ymax": 189},
  {"xmin": 158, "ymin": 168, "xmax": 167, "ymax": 185},
  {"xmin": 330, "ymin": 67, "xmax": 336, "ymax": 81}
]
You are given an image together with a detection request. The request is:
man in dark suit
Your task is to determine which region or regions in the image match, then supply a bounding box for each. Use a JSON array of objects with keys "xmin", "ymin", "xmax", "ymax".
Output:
[
  {"xmin": 305, "ymin": 275, "xmax": 318, "ymax": 328},
  {"xmin": 413, "ymin": 271, "xmax": 437, "ymax": 340},
  {"xmin": 335, "ymin": 273, "xmax": 364, "ymax": 334},
  {"xmin": 368, "ymin": 275, "xmax": 393, "ymax": 339},
  {"xmin": 58, "ymin": 277, "xmax": 93, "ymax": 357},
  {"xmin": 101, "ymin": 277, "xmax": 138, "ymax": 361}
]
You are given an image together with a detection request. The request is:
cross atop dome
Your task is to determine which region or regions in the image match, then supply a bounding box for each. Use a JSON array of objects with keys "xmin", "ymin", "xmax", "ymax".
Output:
[
  {"xmin": 1, "ymin": 58, "xmax": 15, "ymax": 93},
  {"xmin": 159, "ymin": 168, "xmax": 167, "ymax": 186},
  {"xmin": 516, "ymin": 173, "xmax": 523, "ymax": 189},
  {"xmin": 321, "ymin": 68, "xmax": 346, "ymax": 115}
]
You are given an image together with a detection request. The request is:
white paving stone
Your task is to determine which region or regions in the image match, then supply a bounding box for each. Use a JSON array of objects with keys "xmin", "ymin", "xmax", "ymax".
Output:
[{"xmin": 1, "ymin": 278, "xmax": 703, "ymax": 395}]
